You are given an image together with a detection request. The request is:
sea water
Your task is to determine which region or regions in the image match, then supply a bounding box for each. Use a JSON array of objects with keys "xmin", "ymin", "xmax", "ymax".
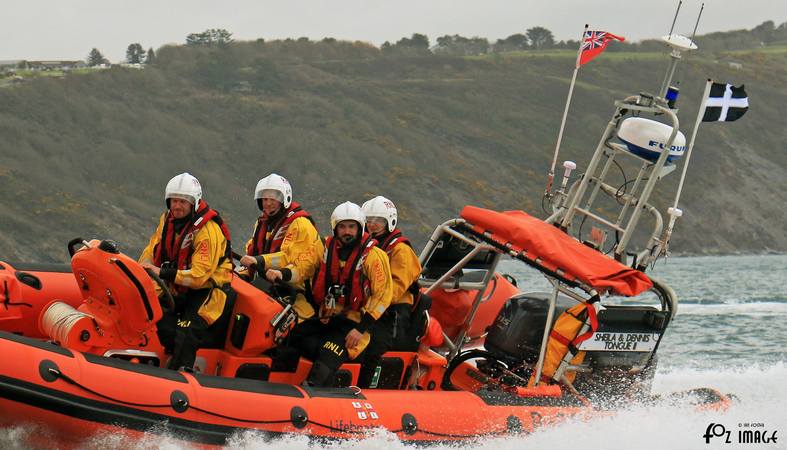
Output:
[{"xmin": 3, "ymin": 255, "xmax": 785, "ymax": 449}]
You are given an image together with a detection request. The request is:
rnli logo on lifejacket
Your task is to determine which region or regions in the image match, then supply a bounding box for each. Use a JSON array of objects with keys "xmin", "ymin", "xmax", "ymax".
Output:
[
  {"xmin": 372, "ymin": 260, "xmax": 385, "ymax": 284},
  {"xmin": 273, "ymin": 225, "xmax": 289, "ymax": 242},
  {"xmin": 181, "ymin": 232, "xmax": 194, "ymax": 249},
  {"xmin": 322, "ymin": 340, "xmax": 345, "ymax": 357}
]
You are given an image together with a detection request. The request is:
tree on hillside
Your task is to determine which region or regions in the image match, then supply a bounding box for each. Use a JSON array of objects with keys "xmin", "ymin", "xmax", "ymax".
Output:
[
  {"xmin": 186, "ymin": 29, "xmax": 234, "ymax": 46},
  {"xmin": 146, "ymin": 48, "xmax": 156, "ymax": 65},
  {"xmin": 603, "ymin": 38, "xmax": 630, "ymax": 52},
  {"xmin": 126, "ymin": 43, "xmax": 145, "ymax": 64},
  {"xmin": 435, "ymin": 35, "xmax": 461, "ymax": 55},
  {"xmin": 434, "ymin": 35, "xmax": 490, "ymax": 56},
  {"xmin": 383, "ymin": 33, "xmax": 431, "ymax": 55},
  {"xmin": 777, "ymin": 21, "xmax": 787, "ymax": 41},
  {"xmin": 526, "ymin": 26, "xmax": 555, "ymax": 50},
  {"xmin": 752, "ymin": 20, "xmax": 775, "ymax": 43},
  {"xmin": 409, "ymin": 33, "xmax": 430, "ymax": 51},
  {"xmin": 493, "ymin": 33, "xmax": 529, "ymax": 52},
  {"xmin": 87, "ymin": 48, "xmax": 108, "ymax": 66}
]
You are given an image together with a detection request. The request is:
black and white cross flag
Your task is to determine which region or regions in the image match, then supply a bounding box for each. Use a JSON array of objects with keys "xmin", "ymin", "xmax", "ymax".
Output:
[{"xmin": 702, "ymin": 82, "xmax": 748, "ymax": 122}]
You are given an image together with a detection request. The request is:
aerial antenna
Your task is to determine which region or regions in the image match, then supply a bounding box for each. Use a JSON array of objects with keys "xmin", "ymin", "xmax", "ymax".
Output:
[
  {"xmin": 667, "ymin": 0, "xmax": 683, "ymax": 38},
  {"xmin": 665, "ymin": 3, "xmax": 705, "ymax": 104},
  {"xmin": 658, "ymin": 0, "xmax": 697, "ymax": 98},
  {"xmin": 690, "ymin": 3, "xmax": 705, "ymax": 43}
]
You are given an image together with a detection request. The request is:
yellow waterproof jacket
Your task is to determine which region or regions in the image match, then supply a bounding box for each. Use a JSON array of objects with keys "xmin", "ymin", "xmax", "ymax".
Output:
[
  {"xmin": 387, "ymin": 243, "xmax": 422, "ymax": 306},
  {"xmin": 245, "ymin": 216, "xmax": 324, "ymax": 319},
  {"xmin": 140, "ymin": 213, "xmax": 233, "ymax": 325},
  {"xmin": 352, "ymin": 246, "xmax": 393, "ymax": 323},
  {"xmin": 244, "ymin": 216, "xmax": 324, "ymax": 288}
]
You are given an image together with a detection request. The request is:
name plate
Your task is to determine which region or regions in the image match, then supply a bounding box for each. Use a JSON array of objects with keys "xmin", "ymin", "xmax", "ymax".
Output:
[{"xmin": 578, "ymin": 332, "xmax": 660, "ymax": 352}]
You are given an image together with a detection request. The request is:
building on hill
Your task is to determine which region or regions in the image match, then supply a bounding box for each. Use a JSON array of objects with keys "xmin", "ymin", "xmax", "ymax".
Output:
[
  {"xmin": 0, "ymin": 60, "xmax": 24, "ymax": 74},
  {"xmin": 4, "ymin": 60, "xmax": 87, "ymax": 71}
]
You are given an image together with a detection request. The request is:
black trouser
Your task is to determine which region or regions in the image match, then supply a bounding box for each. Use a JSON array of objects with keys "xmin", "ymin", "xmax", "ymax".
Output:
[
  {"xmin": 157, "ymin": 287, "xmax": 231, "ymax": 370},
  {"xmin": 288, "ymin": 316, "xmax": 360, "ymax": 387},
  {"xmin": 357, "ymin": 304, "xmax": 408, "ymax": 388}
]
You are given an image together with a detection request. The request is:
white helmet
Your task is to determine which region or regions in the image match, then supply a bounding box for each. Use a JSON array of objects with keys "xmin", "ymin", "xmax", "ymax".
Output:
[
  {"xmin": 164, "ymin": 172, "xmax": 202, "ymax": 207},
  {"xmin": 361, "ymin": 196, "xmax": 398, "ymax": 232},
  {"xmin": 330, "ymin": 201, "xmax": 365, "ymax": 231},
  {"xmin": 254, "ymin": 173, "xmax": 292, "ymax": 209}
]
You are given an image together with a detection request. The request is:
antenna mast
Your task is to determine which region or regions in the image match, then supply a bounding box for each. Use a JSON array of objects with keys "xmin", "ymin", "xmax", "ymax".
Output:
[
  {"xmin": 690, "ymin": 3, "xmax": 705, "ymax": 43},
  {"xmin": 658, "ymin": 1, "xmax": 698, "ymax": 98},
  {"xmin": 668, "ymin": 0, "xmax": 682, "ymax": 36}
]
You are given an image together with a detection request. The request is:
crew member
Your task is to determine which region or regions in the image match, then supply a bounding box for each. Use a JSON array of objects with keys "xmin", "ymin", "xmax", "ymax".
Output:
[
  {"xmin": 358, "ymin": 195, "xmax": 422, "ymax": 388},
  {"xmin": 289, "ymin": 201, "xmax": 393, "ymax": 387},
  {"xmin": 140, "ymin": 172, "xmax": 234, "ymax": 371},
  {"xmin": 239, "ymin": 173, "xmax": 323, "ymax": 320}
]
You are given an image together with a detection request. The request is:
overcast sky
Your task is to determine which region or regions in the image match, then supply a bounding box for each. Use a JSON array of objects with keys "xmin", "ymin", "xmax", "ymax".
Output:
[{"xmin": 1, "ymin": 0, "xmax": 784, "ymax": 62}]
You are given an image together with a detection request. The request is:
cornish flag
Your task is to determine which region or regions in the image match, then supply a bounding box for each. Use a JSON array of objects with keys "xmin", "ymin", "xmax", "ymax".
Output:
[
  {"xmin": 702, "ymin": 82, "xmax": 749, "ymax": 122},
  {"xmin": 578, "ymin": 30, "xmax": 625, "ymax": 67}
]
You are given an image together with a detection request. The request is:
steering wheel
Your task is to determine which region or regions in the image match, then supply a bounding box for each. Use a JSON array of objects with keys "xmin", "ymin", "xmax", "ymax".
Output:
[
  {"xmin": 144, "ymin": 267, "xmax": 176, "ymax": 314},
  {"xmin": 67, "ymin": 237, "xmax": 88, "ymax": 257},
  {"xmin": 441, "ymin": 349, "xmax": 529, "ymax": 392}
]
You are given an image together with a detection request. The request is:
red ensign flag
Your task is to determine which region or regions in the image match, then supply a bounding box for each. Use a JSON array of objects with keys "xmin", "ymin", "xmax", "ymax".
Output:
[{"xmin": 579, "ymin": 31, "xmax": 625, "ymax": 67}]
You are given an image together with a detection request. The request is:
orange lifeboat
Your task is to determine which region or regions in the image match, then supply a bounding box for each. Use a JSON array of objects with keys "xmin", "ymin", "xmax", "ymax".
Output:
[{"xmin": 0, "ymin": 228, "xmax": 730, "ymax": 447}]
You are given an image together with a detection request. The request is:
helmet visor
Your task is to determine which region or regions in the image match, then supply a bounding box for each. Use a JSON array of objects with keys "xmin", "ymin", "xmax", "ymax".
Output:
[
  {"xmin": 166, "ymin": 193, "xmax": 195, "ymax": 205},
  {"xmin": 260, "ymin": 189, "xmax": 284, "ymax": 203},
  {"xmin": 366, "ymin": 216, "xmax": 387, "ymax": 227}
]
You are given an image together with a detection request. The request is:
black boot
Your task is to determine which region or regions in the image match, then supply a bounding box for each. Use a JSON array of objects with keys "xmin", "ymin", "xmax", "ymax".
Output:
[
  {"xmin": 305, "ymin": 361, "xmax": 335, "ymax": 387},
  {"xmin": 167, "ymin": 328, "xmax": 199, "ymax": 371}
]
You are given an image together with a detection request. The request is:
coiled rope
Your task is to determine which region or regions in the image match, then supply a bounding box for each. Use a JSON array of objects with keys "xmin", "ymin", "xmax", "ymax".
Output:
[{"xmin": 40, "ymin": 302, "xmax": 91, "ymax": 345}]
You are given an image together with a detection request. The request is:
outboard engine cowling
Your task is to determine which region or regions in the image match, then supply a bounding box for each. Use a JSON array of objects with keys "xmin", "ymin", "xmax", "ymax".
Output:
[{"xmin": 484, "ymin": 292, "xmax": 575, "ymax": 363}]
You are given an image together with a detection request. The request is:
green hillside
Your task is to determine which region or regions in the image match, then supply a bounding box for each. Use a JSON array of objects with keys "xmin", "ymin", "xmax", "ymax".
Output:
[{"xmin": 1, "ymin": 38, "xmax": 785, "ymax": 263}]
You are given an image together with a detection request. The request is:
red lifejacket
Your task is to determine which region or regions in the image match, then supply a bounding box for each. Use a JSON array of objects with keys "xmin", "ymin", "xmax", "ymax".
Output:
[
  {"xmin": 153, "ymin": 200, "xmax": 232, "ymax": 288},
  {"xmin": 312, "ymin": 233, "xmax": 376, "ymax": 312},
  {"xmin": 246, "ymin": 202, "xmax": 313, "ymax": 256},
  {"xmin": 376, "ymin": 229, "xmax": 411, "ymax": 255}
]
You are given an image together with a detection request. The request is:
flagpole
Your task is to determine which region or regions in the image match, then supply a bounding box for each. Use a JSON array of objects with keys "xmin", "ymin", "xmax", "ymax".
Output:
[
  {"xmin": 672, "ymin": 79, "xmax": 711, "ymax": 210},
  {"xmin": 661, "ymin": 79, "xmax": 712, "ymax": 249},
  {"xmin": 544, "ymin": 24, "xmax": 589, "ymax": 196}
]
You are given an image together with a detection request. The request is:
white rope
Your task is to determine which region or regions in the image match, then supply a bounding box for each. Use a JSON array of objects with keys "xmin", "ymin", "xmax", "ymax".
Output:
[{"xmin": 40, "ymin": 302, "xmax": 91, "ymax": 346}]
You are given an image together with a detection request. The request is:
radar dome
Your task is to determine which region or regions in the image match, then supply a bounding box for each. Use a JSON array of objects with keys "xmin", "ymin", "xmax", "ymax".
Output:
[{"xmin": 617, "ymin": 117, "xmax": 686, "ymax": 163}]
